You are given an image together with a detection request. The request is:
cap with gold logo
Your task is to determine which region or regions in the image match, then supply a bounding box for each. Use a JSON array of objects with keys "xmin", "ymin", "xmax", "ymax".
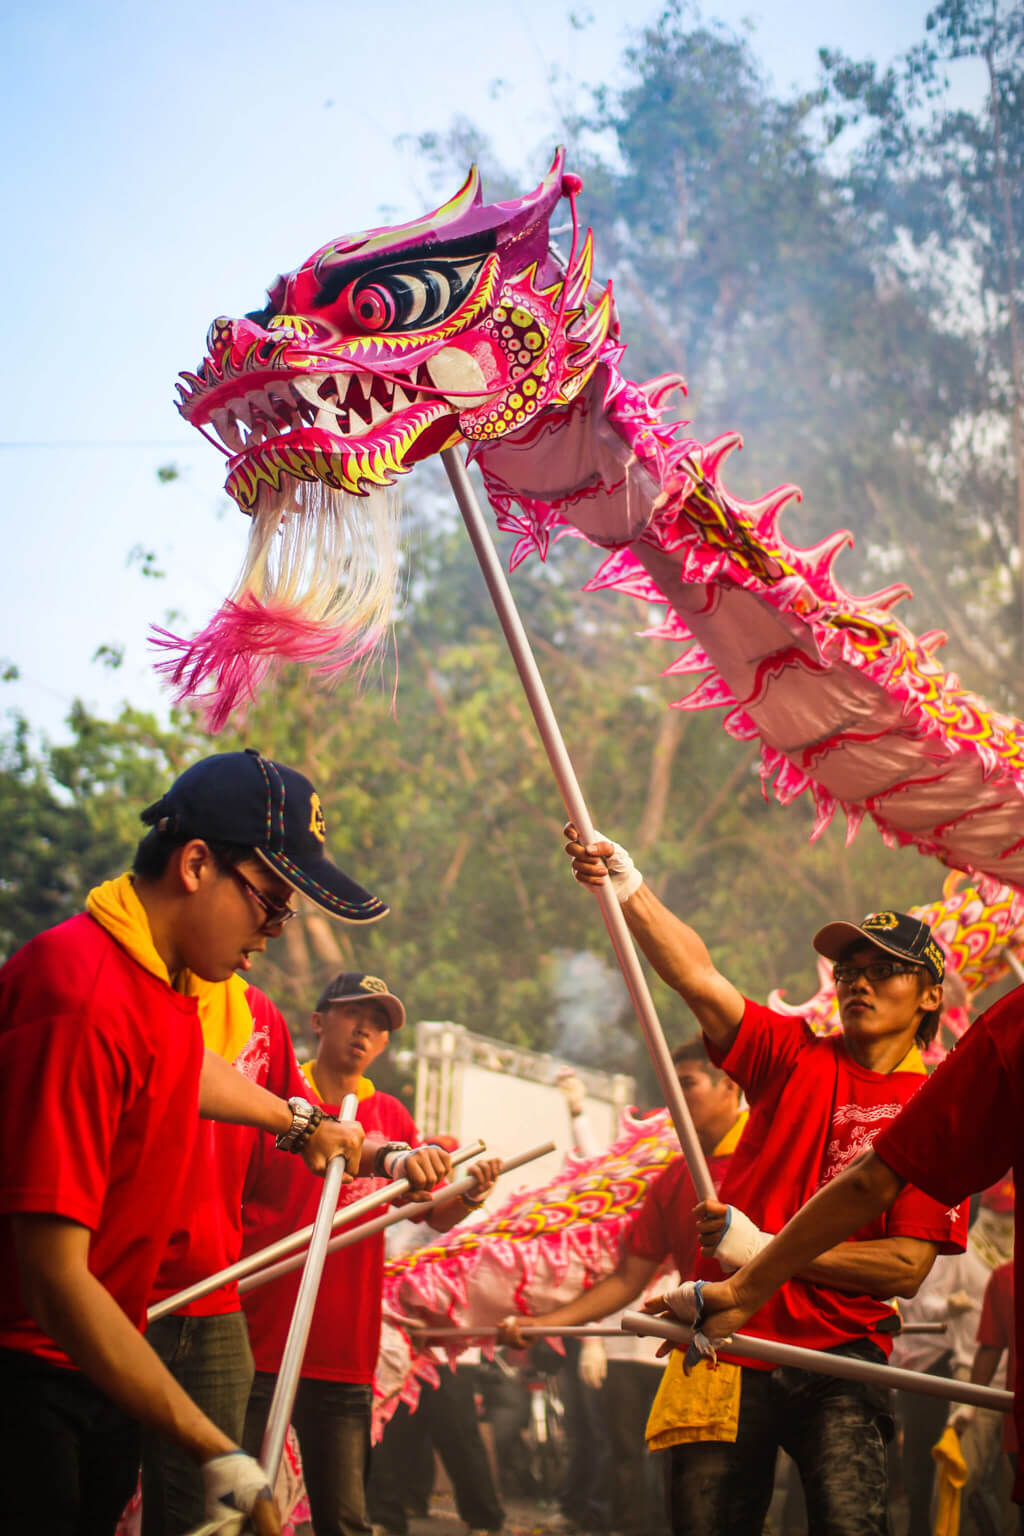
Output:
[
  {"xmin": 140, "ymin": 749, "xmax": 387, "ymax": 924},
  {"xmin": 812, "ymin": 910, "xmax": 945, "ymax": 982},
  {"xmin": 315, "ymin": 971, "xmax": 405, "ymax": 1029}
]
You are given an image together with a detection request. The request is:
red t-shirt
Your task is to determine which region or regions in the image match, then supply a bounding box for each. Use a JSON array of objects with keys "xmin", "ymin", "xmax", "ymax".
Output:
[
  {"xmin": 0, "ymin": 914, "xmax": 205, "ymax": 1367},
  {"xmin": 873, "ymin": 985, "xmax": 1023, "ymax": 1493},
  {"xmin": 979, "ymin": 1261, "xmax": 1016, "ymax": 1454},
  {"xmin": 697, "ymin": 1001, "xmax": 968, "ymax": 1365},
  {"xmin": 241, "ymin": 1014, "xmax": 420, "ymax": 1383},
  {"xmin": 626, "ymin": 1131, "xmax": 741, "ymax": 1279},
  {"xmin": 148, "ymin": 988, "xmax": 302, "ymax": 1318}
]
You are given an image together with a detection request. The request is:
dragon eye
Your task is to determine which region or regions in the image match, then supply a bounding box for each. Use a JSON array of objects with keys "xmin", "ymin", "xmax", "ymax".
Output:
[{"xmin": 339, "ymin": 257, "xmax": 487, "ymax": 335}]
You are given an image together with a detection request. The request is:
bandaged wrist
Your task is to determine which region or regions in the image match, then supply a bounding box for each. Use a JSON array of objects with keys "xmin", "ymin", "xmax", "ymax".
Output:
[
  {"xmin": 592, "ymin": 830, "xmax": 643, "ymax": 903},
  {"xmin": 374, "ymin": 1141, "xmax": 413, "ymax": 1179},
  {"xmin": 713, "ymin": 1206, "xmax": 773, "ymax": 1273}
]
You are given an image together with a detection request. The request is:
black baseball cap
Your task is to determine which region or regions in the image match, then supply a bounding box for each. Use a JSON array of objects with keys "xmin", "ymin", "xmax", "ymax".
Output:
[
  {"xmin": 140, "ymin": 749, "xmax": 388, "ymax": 924},
  {"xmin": 813, "ymin": 910, "xmax": 945, "ymax": 984},
  {"xmin": 314, "ymin": 971, "xmax": 405, "ymax": 1029}
]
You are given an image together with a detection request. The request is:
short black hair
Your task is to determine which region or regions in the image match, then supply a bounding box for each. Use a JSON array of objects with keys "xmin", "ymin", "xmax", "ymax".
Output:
[
  {"xmin": 132, "ymin": 826, "xmax": 255, "ymax": 880},
  {"xmin": 671, "ymin": 1037, "xmax": 734, "ymax": 1087}
]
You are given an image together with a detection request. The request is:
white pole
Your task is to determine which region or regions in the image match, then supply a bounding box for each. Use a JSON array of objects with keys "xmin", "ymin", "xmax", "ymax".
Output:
[
  {"xmin": 237, "ymin": 1140, "xmax": 556, "ymax": 1294},
  {"xmin": 441, "ymin": 446, "xmax": 714, "ymax": 1201},
  {"xmin": 148, "ymin": 1139, "xmax": 485, "ymax": 1320},
  {"xmin": 259, "ymin": 1094, "xmax": 359, "ymax": 1484},
  {"xmin": 621, "ymin": 1312, "xmax": 1013, "ymax": 1413}
]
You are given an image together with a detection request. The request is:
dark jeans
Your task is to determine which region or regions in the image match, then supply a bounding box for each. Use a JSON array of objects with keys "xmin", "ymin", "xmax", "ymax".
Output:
[
  {"xmin": 605, "ymin": 1361, "xmax": 670, "ymax": 1536},
  {"xmin": 245, "ymin": 1371, "xmax": 372, "ymax": 1536},
  {"xmin": 668, "ymin": 1345, "xmax": 894, "ymax": 1536},
  {"xmin": 559, "ymin": 1338, "xmax": 613, "ymax": 1532},
  {"xmin": 368, "ymin": 1367, "xmax": 504, "ymax": 1534},
  {"xmin": 141, "ymin": 1311, "xmax": 254, "ymax": 1536},
  {"xmin": 0, "ymin": 1345, "xmax": 140, "ymax": 1536}
]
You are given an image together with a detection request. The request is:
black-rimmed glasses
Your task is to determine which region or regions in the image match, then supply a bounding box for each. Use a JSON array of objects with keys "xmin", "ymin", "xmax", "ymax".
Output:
[
  {"xmin": 225, "ymin": 866, "xmax": 296, "ymax": 931},
  {"xmin": 832, "ymin": 959, "xmax": 923, "ymax": 985}
]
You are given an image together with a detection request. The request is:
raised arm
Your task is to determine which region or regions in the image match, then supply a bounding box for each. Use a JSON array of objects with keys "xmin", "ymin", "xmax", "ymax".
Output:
[{"xmin": 564, "ymin": 824, "xmax": 744, "ymax": 1051}]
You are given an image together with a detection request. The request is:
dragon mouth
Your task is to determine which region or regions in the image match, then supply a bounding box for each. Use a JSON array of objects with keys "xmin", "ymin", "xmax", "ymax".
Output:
[{"xmin": 194, "ymin": 363, "xmax": 459, "ymax": 509}]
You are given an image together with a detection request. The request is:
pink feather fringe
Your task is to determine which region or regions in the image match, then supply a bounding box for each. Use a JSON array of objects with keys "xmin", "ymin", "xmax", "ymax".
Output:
[{"xmin": 151, "ymin": 595, "xmax": 382, "ymax": 731}]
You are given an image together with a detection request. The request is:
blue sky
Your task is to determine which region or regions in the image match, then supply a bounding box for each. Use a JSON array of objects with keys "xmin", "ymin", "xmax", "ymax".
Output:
[{"xmin": 1, "ymin": 0, "xmax": 981, "ymax": 740}]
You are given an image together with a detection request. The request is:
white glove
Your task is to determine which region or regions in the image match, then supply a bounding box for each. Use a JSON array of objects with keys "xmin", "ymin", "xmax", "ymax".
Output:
[
  {"xmin": 950, "ymin": 1404, "xmax": 975, "ymax": 1436},
  {"xmin": 201, "ymin": 1451, "xmax": 275, "ymax": 1534},
  {"xmin": 579, "ymin": 1336, "xmax": 608, "ymax": 1388},
  {"xmin": 713, "ymin": 1206, "xmax": 773, "ymax": 1273},
  {"xmin": 658, "ymin": 1279, "xmax": 719, "ymax": 1371},
  {"xmin": 592, "ymin": 830, "xmax": 643, "ymax": 903}
]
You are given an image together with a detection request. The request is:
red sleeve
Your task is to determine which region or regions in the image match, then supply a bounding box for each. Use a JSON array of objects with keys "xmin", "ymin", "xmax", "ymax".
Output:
[
  {"xmin": 625, "ymin": 1175, "xmax": 673, "ymax": 1264},
  {"xmin": 707, "ymin": 1000, "xmax": 811, "ymax": 1105},
  {"xmin": 883, "ymin": 1180, "xmax": 968, "ymax": 1255},
  {"xmin": 874, "ymin": 1001, "xmax": 1020, "ymax": 1208},
  {"xmin": 0, "ymin": 1009, "xmax": 136, "ymax": 1230}
]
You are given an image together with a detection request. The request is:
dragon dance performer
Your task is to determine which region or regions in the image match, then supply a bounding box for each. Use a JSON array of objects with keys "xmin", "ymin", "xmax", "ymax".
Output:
[
  {"xmin": 241, "ymin": 970, "xmax": 500, "ymax": 1536},
  {"xmin": 0, "ymin": 749, "xmax": 409, "ymax": 1536},
  {"xmin": 690, "ymin": 979, "xmax": 1024, "ymax": 1508},
  {"xmin": 499, "ymin": 1039, "xmax": 744, "ymax": 1536},
  {"xmin": 565, "ymin": 824, "xmax": 968, "ymax": 1536}
]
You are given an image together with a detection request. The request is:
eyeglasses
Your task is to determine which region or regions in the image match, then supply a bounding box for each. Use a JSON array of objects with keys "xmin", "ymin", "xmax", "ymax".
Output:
[
  {"xmin": 225, "ymin": 866, "xmax": 296, "ymax": 931},
  {"xmin": 833, "ymin": 959, "xmax": 923, "ymax": 985}
]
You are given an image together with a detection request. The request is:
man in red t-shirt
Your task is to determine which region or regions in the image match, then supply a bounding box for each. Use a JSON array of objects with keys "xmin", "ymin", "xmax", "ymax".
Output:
[
  {"xmin": 241, "ymin": 971, "xmax": 500, "ymax": 1536},
  {"xmin": 694, "ymin": 982, "xmax": 1024, "ymax": 1505},
  {"xmin": 565, "ymin": 824, "xmax": 967, "ymax": 1535},
  {"xmin": 499, "ymin": 1038, "xmax": 745, "ymax": 1536},
  {"xmin": 0, "ymin": 750, "xmax": 443, "ymax": 1536}
]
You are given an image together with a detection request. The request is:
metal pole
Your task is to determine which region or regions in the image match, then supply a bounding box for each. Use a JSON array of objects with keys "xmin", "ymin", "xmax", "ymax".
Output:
[
  {"xmin": 621, "ymin": 1312, "xmax": 1014, "ymax": 1413},
  {"xmin": 404, "ymin": 1325, "xmax": 635, "ymax": 1339},
  {"xmin": 148, "ymin": 1139, "xmax": 485, "ymax": 1320},
  {"xmin": 237, "ymin": 1140, "xmax": 556, "ymax": 1294},
  {"xmin": 260, "ymin": 1093, "xmax": 358, "ymax": 1485},
  {"xmin": 441, "ymin": 446, "xmax": 714, "ymax": 1201}
]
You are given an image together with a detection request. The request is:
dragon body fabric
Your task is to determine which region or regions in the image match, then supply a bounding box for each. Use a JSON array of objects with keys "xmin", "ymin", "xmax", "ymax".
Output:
[{"xmin": 170, "ymin": 151, "xmax": 1024, "ymax": 894}]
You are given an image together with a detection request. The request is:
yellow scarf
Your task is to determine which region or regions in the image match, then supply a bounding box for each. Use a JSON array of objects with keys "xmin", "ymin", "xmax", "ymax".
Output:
[
  {"xmin": 931, "ymin": 1426, "xmax": 968, "ymax": 1536},
  {"xmin": 300, "ymin": 1060, "xmax": 375, "ymax": 1105},
  {"xmin": 645, "ymin": 1113, "xmax": 749, "ymax": 1450},
  {"xmin": 86, "ymin": 873, "xmax": 255, "ymax": 1063}
]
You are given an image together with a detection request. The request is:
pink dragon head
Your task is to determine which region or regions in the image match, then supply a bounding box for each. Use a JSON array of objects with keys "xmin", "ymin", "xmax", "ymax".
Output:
[
  {"xmin": 165, "ymin": 151, "xmax": 614, "ymax": 724},
  {"xmin": 178, "ymin": 150, "xmax": 611, "ymax": 509}
]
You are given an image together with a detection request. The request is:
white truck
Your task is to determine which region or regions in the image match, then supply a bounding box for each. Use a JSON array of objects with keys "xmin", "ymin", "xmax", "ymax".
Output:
[{"xmin": 410, "ymin": 1019, "xmax": 634, "ymax": 1190}]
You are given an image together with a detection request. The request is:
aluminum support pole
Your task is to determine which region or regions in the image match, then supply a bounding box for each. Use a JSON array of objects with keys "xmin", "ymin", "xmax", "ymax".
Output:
[
  {"xmin": 441, "ymin": 446, "xmax": 713, "ymax": 1200},
  {"xmin": 621, "ymin": 1311, "xmax": 1013, "ymax": 1412}
]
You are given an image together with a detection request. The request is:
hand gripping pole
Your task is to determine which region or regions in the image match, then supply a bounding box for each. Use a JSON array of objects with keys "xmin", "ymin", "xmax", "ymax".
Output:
[
  {"xmin": 442, "ymin": 445, "xmax": 714, "ymax": 1200},
  {"xmin": 148, "ymin": 1140, "xmax": 485, "ymax": 1321},
  {"xmin": 237, "ymin": 1140, "xmax": 555, "ymax": 1294},
  {"xmin": 621, "ymin": 1312, "xmax": 1014, "ymax": 1413},
  {"xmin": 259, "ymin": 1093, "xmax": 359, "ymax": 1485}
]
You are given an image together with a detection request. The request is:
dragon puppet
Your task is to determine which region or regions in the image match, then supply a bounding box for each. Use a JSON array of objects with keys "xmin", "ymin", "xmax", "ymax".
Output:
[
  {"xmin": 167, "ymin": 150, "xmax": 1024, "ymax": 896},
  {"xmin": 370, "ymin": 870, "xmax": 1024, "ymax": 1434}
]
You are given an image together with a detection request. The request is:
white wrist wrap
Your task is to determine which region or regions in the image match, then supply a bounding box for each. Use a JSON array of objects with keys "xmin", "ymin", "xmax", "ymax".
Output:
[
  {"xmin": 202, "ymin": 1451, "xmax": 273, "ymax": 1531},
  {"xmin": 592, "ymin": 830, "xmax": 643, "ymax": 903},
  {"xmin": 714, "ymin": 1206, "xmax": 773, "ymax": 1273}
]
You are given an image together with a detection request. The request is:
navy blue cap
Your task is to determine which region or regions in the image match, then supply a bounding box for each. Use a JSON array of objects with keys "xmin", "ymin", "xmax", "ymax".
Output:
[{"xmin": 140, "ymin": 748, "xmax": 387, "ymax": 924}]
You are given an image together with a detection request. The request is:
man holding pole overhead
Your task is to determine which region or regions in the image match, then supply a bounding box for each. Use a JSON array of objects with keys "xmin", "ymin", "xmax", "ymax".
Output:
[
  {"xmin": 0, "ymin": 749, "xmax": 418, "ymax": 1536},
  {"xmin": 241, "ymin": 970, "xmax": 500, "ymax": 1536},
  {"xmin": 564, "ymin": 823, "xmax": 968, "ymax": 1536}
]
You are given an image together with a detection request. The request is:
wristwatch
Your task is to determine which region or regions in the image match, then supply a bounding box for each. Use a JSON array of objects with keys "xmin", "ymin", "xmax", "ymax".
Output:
[{"xmin": 275, "ymin": 1096, "xmax": 325, "ymax": 1153}]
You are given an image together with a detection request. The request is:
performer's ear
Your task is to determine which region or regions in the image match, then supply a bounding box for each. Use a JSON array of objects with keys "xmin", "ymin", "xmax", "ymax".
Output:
[{"xmin": 310, "ymin": 1010, "xmax": 324, "ymax": 1039}]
